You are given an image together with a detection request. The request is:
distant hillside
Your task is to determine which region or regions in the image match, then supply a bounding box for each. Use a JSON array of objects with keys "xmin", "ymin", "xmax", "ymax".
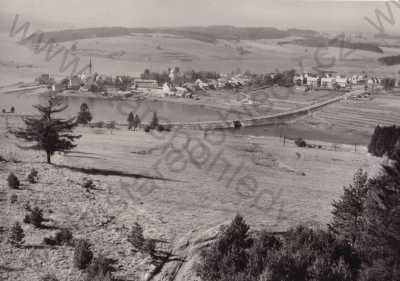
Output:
[
  {"xmin": 378, "ymin": 55, "xmax": 400, "ymax": 65},
  {"xmin": 278, "ymin": 36, "xmax": 383, "ymax": 53},
  {"xmin": 20, "ymin": 26, "xmax": 320, "ymax": 44}
]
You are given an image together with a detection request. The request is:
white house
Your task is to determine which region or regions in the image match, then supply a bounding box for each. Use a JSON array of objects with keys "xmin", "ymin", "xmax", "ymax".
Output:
[
  {"xmin": 335, "ymin": 76, "xmax": 349, "ymax": 88},
  {"xmin": 162, "ymin": 82, "xmax": 172, "ymax": 95},
  {"xmin": 321, "ymin": 77, "xmax": 335, "ymax": 89},
  {"xmin": 306, "ymin": 75, "xmax": 319, "ymax": 87},
  {"xmin": 175, "ymin": 86, "xmax": 188, "ymax": 97},
  {"xmin": 195, "ymin": 79, "xmax": 209, "ymax": 90}
]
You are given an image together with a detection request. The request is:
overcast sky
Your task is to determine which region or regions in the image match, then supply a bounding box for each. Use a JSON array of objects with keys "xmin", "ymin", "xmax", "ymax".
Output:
[{"xmin": 0, "ymin": 0, "xmax": 397, "ymax": 32}]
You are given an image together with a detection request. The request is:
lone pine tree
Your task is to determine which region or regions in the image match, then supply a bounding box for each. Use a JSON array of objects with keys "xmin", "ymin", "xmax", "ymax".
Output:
[{"xmin": 13, "ymin": 96, "xmax": 81, "ymax": 164}]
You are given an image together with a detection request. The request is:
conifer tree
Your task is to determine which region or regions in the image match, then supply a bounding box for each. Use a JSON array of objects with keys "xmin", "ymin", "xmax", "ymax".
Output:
[
  {"xmin": 361, "ymin": 149, "xmax": 400, "ymax": 280},
  {"xmin": 13, "ymin": 96, "xmax": 81, "ymax": 164},
  {"xmin": 329, "ymin": 168, "xmax": 368, "ymax": 246},
  {"xmin": 8, "ymin": 222, "xmax": 25, "ymax": 247},
  {"xmin": 133, "ymin": 114, "xmax": 141, "ymax": 131},
  {"xmin": 150, "ymin": 112, "xmax": 159, "ymax": 130},
  {"xmin": 127, "ymin": 112, "xmax": 134, "ymax": 130},
  {"xmin": 77, "ymin": 102, "xmax": 93, "ymax": 125}
]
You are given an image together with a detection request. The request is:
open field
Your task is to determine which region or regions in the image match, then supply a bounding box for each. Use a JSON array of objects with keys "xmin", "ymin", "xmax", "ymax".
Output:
[{"xmin": 0, "ymin": 123, "xmax": 381, "ymax": 280}]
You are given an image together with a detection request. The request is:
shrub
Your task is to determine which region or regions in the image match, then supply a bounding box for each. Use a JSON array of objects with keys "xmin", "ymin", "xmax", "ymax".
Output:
[
  {"xmin": 41, "ymin": 274, "xmax": 59, "ymax": 281},
  {"xmin": 128, "ymin": 222, "xmax": 145, "ymax": 251},
  {"xmin": 27, "ymin": 168, "xmax": 39, "ymax": 183},
  {"xmin": 7, "ymin": 173, "xmax": 20, "ymax": 189},
  {"xmin": 233, "ymin": 120, "xmax": 242, "ymax": 129},
  {"xmin": 82, "ymin": 178, "xmax": 96, "ymax": 190},
  {"xmin": 156, "ymin": 124, "xmax": 165, "ymax": 132},
  {"xmin": 144, "ymin": 125, "xmax": 151, "ymax": 133},
  {"xmin": 86, "ymin": 255, "xmax": 116, "ymax": 281},
  {"xmin": 24, "ymin": 207, "xmax": 44, "ymax": 228},
  {"xmin": 90, "ymin": 121, "xmax": 105, "ymax": 128},
  {"xmin": 73, "ymin": 239, "xmax": 93, "ymax": 270},
  {"xmin": 142, "ymin": 239, "xmax": 156, "ymax": 257},
  {"xmin": 9, "ymin": 194, "xmax": 18, "ymax": 204},
  {"xmin": 8, "ymin": 222, "xmax": 25, "ymax": 247},
  {"xmin": 197, "ymin": 215, "xmax": 360, "ymax": 281},
  {"xmin": 294, "ymin": 138, "xmax": 307, "ymax": 147},
  {"xmin": 43, "ymin": 229, "xmax": 73, "ymax": 246}
]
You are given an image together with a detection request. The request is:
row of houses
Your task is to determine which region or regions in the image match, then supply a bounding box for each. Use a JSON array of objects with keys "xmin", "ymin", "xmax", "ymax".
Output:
[
  {"xmin": 293, "ymin": 73, "xmax": 382, "ymax": 89},
  {"xmin": 132, "ymin": 74, "xmax": 252, "ymax": 98}
]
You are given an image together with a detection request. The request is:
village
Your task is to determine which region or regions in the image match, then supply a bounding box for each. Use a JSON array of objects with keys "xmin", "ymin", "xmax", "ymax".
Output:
[{"xmin": 31, "ymin": 56, "xmax": 395, "ymax": 106}]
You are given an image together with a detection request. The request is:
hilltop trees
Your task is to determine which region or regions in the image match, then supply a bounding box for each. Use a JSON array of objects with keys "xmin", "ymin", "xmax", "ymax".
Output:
[
  {"xmin": 77, "ymin": 103, "xmax": 93, "ymax": 125},
  {"xmin": 13, "ymin": 96, "xmax": 81, "ymax": 164}
]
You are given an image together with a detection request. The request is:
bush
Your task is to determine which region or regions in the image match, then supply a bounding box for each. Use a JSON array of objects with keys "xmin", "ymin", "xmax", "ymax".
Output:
[
  {"xmin": 27, "ymin": 168, "xmax": 39, "ymax": 183},
  {"xmin": 7, "ymin": 173, "xmax": 20, "ymax": 189},
  {"xmin": 90, "ymin": 121, "xmax": 105, "ymax": 128},
  {"xmin": 142, "ymin": 239, "xmax": 156, "ymax": 257},
  {"xmin": 144, "ymin": 125, "xmax": 151, "ymax": 133},
  {"xmin": 8, "ymin": 222, "xmax": 25, "ymax": 247},
  {"xmin": 73, "ymin": 239, "xmax": 93, "ymax": 270},
  {"xmin": 128, "ymin": 222, "xmax": 145, "ymax": 251},
  {"xmin": 156, "ymin": 124, "xmax": 165, "ymax": 132},
  {"xmin": 295, "ymin": 138, "xmax": 307, "ymax": 148},
  {"xmin": 9, "ymin": 194, "xmax": 18, "ymax": 204},
  {"xmin": 86, "ymin": 255, "xmax": 116, "ymax": 281},
  {"xmin": 41, "ymin": 274, "xmax": 58, "ymax": 281},
  {"xmin": 197, "ymin": 215, "xmax": 360, "ymax": 281},
  {"xmin": 43, "ymin": 229, "xmax": 73, "ymax": 246},
  {"xmin": 24, "ymin": 207, "xmax": 44, "ymax": 228},
  {"xmin": 82, "ymin": 178, "xmax": 96, "ymax": 190}
]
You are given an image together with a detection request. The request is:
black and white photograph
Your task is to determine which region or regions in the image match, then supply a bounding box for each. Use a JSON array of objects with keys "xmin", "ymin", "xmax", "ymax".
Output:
[{"xmin": 0, "ymin": 0, "xmax": 400, "ymax": 280}]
